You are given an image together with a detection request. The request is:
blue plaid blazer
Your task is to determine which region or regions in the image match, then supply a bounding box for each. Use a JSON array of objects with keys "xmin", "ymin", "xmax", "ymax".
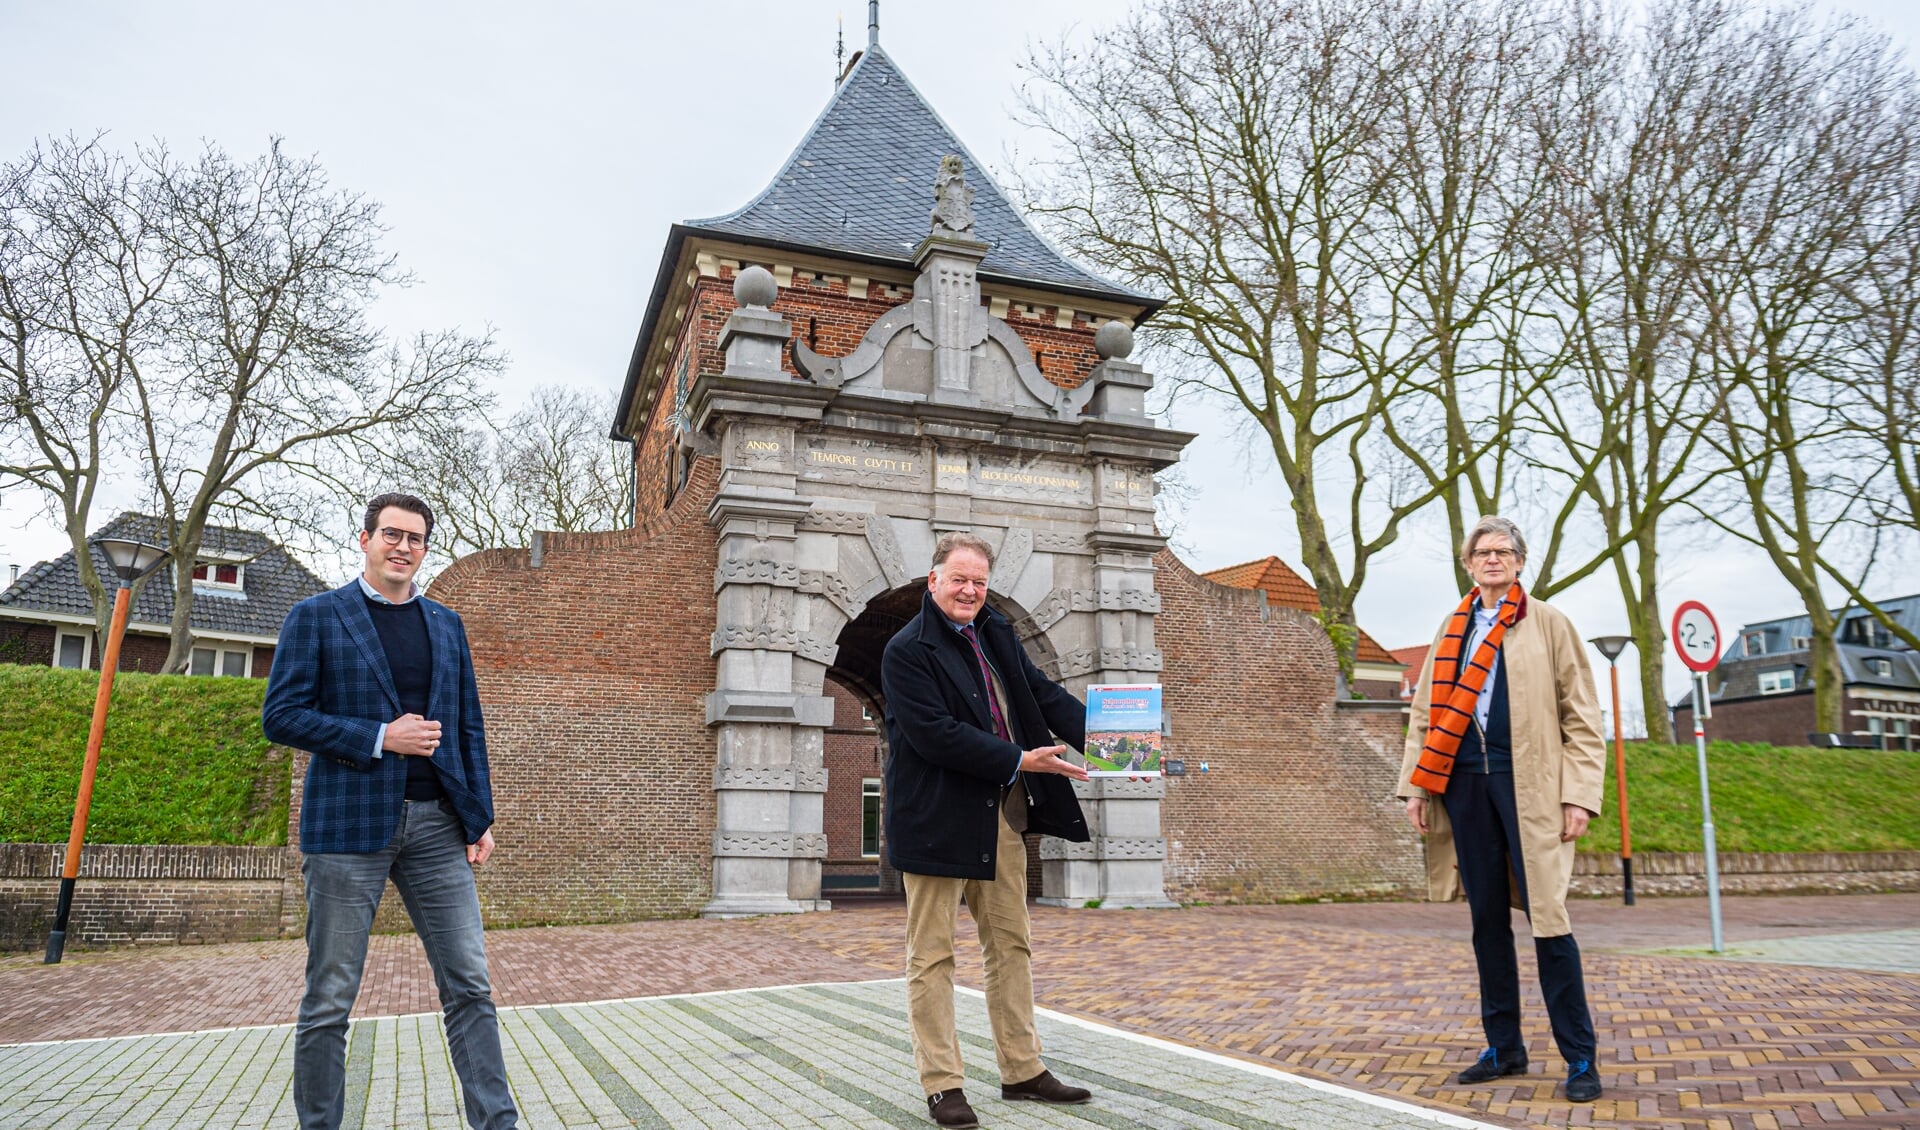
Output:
[{"xmin": 263, "ymin": 582, "xmax": 495, "ymax": 854}]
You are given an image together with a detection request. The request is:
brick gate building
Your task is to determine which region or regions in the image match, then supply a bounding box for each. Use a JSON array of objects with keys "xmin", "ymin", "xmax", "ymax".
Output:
[{"xmin": 412, "ymin": 36, "xmax": 1421, "ymax": 927}]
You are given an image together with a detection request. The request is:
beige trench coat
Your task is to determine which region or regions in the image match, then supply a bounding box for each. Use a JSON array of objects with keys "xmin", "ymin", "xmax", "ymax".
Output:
[{"xmin": 1396, "ymin": 596, "xmax": 1606, "ymax": 938}]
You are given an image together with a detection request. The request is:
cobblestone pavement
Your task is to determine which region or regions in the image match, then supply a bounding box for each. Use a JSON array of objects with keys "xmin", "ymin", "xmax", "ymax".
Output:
[
  {"xmin": 2, "ymin": 895, "xmax": 1915, "ymax": 1129},
  {"xmin": 0, "ymin": 982, "xmax": 1493, "ymax": 1130}
]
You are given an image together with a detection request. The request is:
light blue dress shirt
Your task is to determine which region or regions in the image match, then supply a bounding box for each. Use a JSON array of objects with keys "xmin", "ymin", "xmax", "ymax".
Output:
[{"xmin": 1464, "ymin": 602, "xmax": 1502, "ymax": 730}]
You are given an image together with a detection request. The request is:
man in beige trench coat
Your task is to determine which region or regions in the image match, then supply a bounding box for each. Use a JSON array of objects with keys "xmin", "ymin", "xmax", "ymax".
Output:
[{"xmin": 1398, "ymin": 515, "xmax": 1607, "ymax": 1103}]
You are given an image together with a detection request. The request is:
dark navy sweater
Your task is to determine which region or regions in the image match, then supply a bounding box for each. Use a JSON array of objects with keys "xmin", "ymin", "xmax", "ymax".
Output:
[
  {"xmin": 364, "ymin": 595, "xmax": 443, "ymax": 801},
  {"xmin": 1454, "ymin": 651, "xmax": 1513, "ymax": 774}
]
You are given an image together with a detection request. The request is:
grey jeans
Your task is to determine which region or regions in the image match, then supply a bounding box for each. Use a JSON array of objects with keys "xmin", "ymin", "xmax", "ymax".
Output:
[{"xmin": 295, "ymin": 800, "xmax": 517, "ymax": 1130}]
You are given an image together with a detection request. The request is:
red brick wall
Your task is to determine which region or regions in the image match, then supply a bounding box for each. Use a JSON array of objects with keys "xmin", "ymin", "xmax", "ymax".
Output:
[
  {"xmin": 1154, "ymin": 551, "xmax": 1422, "ymax": 903},
  {"xmin": 822, "ymin": 680, "xmax": 882, "ymax": 883},
  {"xmin": 632, "ymin": 263, "xmax": 1108, "ymax": 525},
  {"xmin": 0, "ymin": 619, "xmax": 54, "ymax": 666},
  {"xmin": 1674, "ymin": 690, "xmax": 1812, "ymax": 746},
  {"xmin": 405, "ymin": 457, "xmax": 724, "ymax": 926},
  {"xmin": 0, "ymin": 843, "xmax": 287, "ymax": 952}
]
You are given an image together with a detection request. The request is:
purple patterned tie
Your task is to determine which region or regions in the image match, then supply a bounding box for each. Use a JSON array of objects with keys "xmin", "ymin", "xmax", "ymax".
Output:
[{"xmin": 959, "ymin": 624, "xmax": 1012, "ymax": 741}]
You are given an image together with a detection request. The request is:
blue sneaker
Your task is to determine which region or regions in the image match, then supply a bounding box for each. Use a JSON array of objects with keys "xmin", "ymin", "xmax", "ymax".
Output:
[
  {"xmin": 1565, "ymin": 1059, "xmax": 1602, "ymax": 1102},
  {"xmin": 1457, "ymin": 1047, "xmax": 1528, "ymax": 1083}
]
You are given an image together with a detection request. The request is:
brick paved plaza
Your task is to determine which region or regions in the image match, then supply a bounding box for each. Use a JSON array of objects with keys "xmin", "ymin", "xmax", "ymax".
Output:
[{"xmin": 2, "ymin": 895, "xmax": 1915, "ymax": 1129}]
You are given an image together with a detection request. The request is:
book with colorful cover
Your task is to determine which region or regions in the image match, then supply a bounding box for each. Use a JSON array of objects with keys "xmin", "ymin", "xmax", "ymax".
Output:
[{"xmin": 1083, "ymin": 684, "xmax": 1163, "ymax": 776}]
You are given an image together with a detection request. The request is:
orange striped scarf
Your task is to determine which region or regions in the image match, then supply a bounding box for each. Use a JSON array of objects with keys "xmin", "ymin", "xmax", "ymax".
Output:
[{"xmin": 1410, "ymin": 583, "xmax": 1527, "ymax": 794}]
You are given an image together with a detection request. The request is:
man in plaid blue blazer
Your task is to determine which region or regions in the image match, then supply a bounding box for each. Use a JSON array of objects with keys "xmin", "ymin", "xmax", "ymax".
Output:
[{"xmin": 264, "ymin": 492, "xmax": 516, "ymax": 1130}]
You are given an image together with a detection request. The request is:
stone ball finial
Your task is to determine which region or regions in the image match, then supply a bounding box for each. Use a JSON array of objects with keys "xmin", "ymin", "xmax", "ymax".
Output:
[
  {"xmin": 1094, "ymin": 321, "xmax": 1135, "ymax": 360},
  {"xmin": 733, "ymin": 265, "xmax": 778, "ymax": 309}
]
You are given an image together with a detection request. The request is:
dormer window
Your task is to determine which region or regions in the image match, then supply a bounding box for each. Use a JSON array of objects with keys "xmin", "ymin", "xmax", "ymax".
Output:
[
  {"xmin": 1867, "ymin": 657, "xmax": 1894, "ymax": 678},
  {"xmin": 1743, "ymin": 631, "xmax": 1766, "ymax": 656},
  {"xmin": 191, "ymin": 561, "xmax": 244, "ymax": 590}
]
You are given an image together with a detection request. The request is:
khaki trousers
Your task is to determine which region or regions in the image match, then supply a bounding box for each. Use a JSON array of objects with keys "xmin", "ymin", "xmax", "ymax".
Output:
[{"xmin": 902, "ymin": 811, "xmax": 1044, "ymax": 1095}]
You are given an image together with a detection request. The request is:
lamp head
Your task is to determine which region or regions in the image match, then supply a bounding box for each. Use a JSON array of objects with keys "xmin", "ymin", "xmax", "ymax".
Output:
[
  {"xmin": 1588, "ymin": 634, "xmax": 1634, "ymax": 662},
  {"xmin": 92, "ymin": 538, "xmax": 170, "ymax": 586}
]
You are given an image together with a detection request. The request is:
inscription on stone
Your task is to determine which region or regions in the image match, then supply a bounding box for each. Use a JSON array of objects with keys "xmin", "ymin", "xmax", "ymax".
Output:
[
  {"xmin": 973, "ymin": 456, "xmax": 1093, "ymax": 504},
  {"xmin": 804, "ymin": 447, "xmax": 918, "ymax": 475}
]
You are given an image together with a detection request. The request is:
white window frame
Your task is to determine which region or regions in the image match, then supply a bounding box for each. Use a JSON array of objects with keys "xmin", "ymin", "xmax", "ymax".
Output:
[
  {"xmin": 860, "ymin": 778, "xmax": 882, "ymax": 859},
  {"xmin": 1743, "ymin": 630, "xmax": 1766, "ymax": 656},
  {"xmin": 189, "ymin": 644, "xmax": 253, "ymax": 677},
  {"xmin": 1790, "ymin": 635, "xmax": 1812, "ymax": 649},
  {"xmin": 1757, "ymin": 669, "xmax": 1795, "ymax": 695},
  {"xmin": 52, "ymin": 630, "xmax": 92, "ymax": 670},
  {"xmin": 189, "ymin": 560, "xmax": 245, "ymax": 592},
  {"xmin": 1866, "ymin": 657, "xmax": 1894, "ymax": 678}
]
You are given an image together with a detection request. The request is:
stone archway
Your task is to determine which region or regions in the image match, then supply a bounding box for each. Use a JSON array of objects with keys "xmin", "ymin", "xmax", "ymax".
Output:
[{"xmin": 693, "ymin": 220, "xmax": 1190, "ymax": 919}]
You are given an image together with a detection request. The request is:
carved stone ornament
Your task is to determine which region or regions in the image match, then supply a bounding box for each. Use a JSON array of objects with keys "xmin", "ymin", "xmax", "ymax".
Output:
[{"xmin": 930, "ymin": 154, "xmax": 976, "ymax": 236}]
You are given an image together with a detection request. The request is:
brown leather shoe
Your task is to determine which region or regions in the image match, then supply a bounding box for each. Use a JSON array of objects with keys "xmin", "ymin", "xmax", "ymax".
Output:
[
  {"xmin": 927, "ymin": 1090, "xmax": 979, "ymax": 1128},
  {"xmin": 1001, "ymin": 1069, "xmax": 1091, "ymax": 1104}
]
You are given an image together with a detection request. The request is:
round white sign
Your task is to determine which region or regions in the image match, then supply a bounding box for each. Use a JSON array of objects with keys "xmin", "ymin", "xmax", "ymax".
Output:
[{"xmin": 1671, "ymin": 601, "xmax": 1722, "ymax": 673}]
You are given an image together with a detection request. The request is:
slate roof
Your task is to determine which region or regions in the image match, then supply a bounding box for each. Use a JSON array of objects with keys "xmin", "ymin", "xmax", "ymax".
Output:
[
  {"xmin": 685, "ymin": 45, "xmax": 1149, "ymax": 303},
  {"xmin": 0, "ymin": 512, "xmax": 330, "ymax": 639},
  {"xmin": 1727, "ymin": 593, "xmax": 1920, "ymax": 660},
  {"xmin": 1201, "ymin": 556, "xmax": 1401, "ymax": 666},
  {"xmin": 614, "ymin": 43, "xmax": 1163, "ymax": 440}
]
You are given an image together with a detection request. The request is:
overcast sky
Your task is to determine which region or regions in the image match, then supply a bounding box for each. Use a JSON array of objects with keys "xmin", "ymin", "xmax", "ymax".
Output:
[{"xmin": 4, "ymin": 0, "xmax": 1916, "ymax": 724}]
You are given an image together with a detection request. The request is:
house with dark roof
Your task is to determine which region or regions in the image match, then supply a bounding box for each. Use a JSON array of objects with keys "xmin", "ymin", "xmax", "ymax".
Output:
[
  {"xmin": 0, "ymin": 513, "xmax": 331, "ymax": 677},
  {"xmin": 1202, "ymin": 557, "xmax": 1408, "ymax": 698},
  {"xmin": 1671, "ymin": 594, "xmax": 1920, "ymax": 750}
]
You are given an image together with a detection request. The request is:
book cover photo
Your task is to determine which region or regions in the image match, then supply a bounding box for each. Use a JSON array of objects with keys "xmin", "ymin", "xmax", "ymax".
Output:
[{"xmin": 1083, "ymin": 684, "xmax": 1164, "ymax": 776}]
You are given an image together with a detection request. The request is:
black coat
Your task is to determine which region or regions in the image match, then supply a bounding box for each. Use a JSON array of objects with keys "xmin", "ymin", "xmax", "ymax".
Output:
[{"xmin": 881, "ymin": 590, "xmax": 1090, "ymax": 879}]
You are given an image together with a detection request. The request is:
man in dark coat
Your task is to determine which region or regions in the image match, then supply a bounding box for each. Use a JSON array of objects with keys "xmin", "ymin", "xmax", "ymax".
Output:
[{"xmin": 881, "ymin": 531, "xmax": 1094, "ymax": 1129}]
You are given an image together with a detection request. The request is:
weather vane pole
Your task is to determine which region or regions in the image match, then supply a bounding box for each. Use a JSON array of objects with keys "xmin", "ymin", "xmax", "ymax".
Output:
[
  {"xmin": 868, "ymin": 0, "xmax": 879, "ymax": 46},
  {"xmin": 836, "ymin": 12, "xmax": 845, "ymax": 81}
]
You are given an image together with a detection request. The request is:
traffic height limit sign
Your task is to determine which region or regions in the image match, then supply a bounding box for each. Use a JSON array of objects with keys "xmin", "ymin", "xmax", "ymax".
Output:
[
  {"xmin": 1671, "ymin": 600, "xmax": 1722, "ymax": 672},
  {"xmin": 1671, "ymin": 597, "xmax": 1726, "ymax": 952}
]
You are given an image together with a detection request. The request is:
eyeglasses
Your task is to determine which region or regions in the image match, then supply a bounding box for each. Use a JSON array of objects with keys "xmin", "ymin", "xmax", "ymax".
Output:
[
  {"xmin": 373, "ymin": 527, "xmax": 428, "ymax": 551},
  {"xmin": 1470, "ymin": 547, "xmax": 1517, "ymax": 561}
]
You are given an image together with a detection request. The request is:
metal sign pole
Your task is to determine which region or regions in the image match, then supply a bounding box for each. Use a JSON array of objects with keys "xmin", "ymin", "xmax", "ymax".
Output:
[{"xmin": 1691, "ymin": 671, "xmax": 1724, "ymax": 953}]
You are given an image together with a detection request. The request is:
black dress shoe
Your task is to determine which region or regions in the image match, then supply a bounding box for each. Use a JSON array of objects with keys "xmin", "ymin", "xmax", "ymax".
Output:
[
  {"xmin": 1002, "ymin": 1069, "xmax": 1091, "ymax": 1104},
  {"xmin": 1565, "ymin": 1060, "xmax": 1602, "ymax": 1103},
  {"xmin": 1457, "ymin": 1047, "xmax": 1529, "ymax": 1083},
  {"xmin": 927, "ymin": 1090, "xmax": 979, "ymax": 1128}
]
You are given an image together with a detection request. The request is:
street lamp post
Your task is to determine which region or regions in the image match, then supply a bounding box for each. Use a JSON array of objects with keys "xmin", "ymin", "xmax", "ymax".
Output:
[
  {"xmin": 1589, "ymin": 635, "xmax": 1637, "ymax": 906},
  {"xmin": 44, "ymin": 537, "xmax": 170, "ymax": 965}
]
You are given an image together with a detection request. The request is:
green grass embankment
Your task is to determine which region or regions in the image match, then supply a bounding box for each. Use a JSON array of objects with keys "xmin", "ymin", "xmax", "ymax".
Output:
[
  {"xmin": 1581, "ymin": 741, "xmax": 1920, "ymax": 854},
  {"xmin": 0, "ymin": 664, "xmax": 287, "ymax": 845}
]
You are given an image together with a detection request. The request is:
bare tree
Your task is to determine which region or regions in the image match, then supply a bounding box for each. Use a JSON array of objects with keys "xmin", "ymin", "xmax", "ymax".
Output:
[
  {"xmin": 402, "ymin": 385, "xmax": 633, "ymax": 562},
  {"xmin": 0, "ymin": 137, "xmax": 172, "ymax": 635},
  {"xmin": 1017, "ymin": 0, "xmax": 1550, "ymax": 673},
  {"xmin": 1690, "ymin": 10, "xmax": 1917, "ymax": 732},
  {"xmin": 3, "ymin": 136, "xmax": 501, "ymax": 670}
]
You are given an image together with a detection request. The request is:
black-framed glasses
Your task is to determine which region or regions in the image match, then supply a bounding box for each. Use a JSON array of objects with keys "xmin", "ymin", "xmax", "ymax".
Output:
[
  {"xmin": 1470, "ymin": 547, "xmax": 1517, "ymax": 561},
  {"xmin": 374, "ymin": 527, "xmax": 428, "ymax": 551}
]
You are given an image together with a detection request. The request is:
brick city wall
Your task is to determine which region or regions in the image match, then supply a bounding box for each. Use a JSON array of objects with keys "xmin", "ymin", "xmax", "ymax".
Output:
[
  {"xmin": 0, "ymin": 843, "xmax": 286, "ymax": 952},
  {"xmin": 1153, "ymin": 551, "xmax": 1424, "ymax": 903},
  {"xmin": 1570, "ymin": 850, "xmax": 1920, "ymax": 897},
  {"xmin": 398, "ymin": 457, "xmax": 723, "ymax": 928}
]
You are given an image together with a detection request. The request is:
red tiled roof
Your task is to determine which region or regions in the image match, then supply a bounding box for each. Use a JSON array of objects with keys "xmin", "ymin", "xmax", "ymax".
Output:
[
  {"xmin": 1201, "ymin": 556, "xmax": 1402, "ymax": 666},
  {"xmin": 1389, "ymin": 644, "xmax": 1431, "ymax": 668}
]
